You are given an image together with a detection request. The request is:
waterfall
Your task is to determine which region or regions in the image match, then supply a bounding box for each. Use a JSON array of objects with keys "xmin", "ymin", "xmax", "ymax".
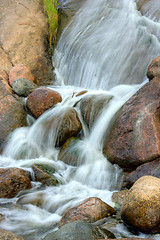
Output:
[
  {"xmin": 53, "ymin": 0, "xmax": 160, "ymax": 90},
  {"xmin": 0, "ymin": 0, "xmax": 160, "ymax": 239}
]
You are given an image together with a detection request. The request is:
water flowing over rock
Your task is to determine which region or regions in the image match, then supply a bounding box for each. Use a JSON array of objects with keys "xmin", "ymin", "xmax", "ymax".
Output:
[
  {"xmin": 0, "ymin": 167, "xmax": 31, "ymax": 198},
  {"xmin": 12, "ymin": 78, "xmax": 38, "ymax": 97},
  {"xmin": 58, "ymin": 137, "xmax": 81, "ymax": 166},
  {"xmin": 147, "ymin": 56, "xmax": 160, "ymax": 80},
  {"xmin": 125, "ymin": 159, "xmax": 160, "ymax": 188},
  {"xmin": 79, "ymin": 94, "xmax": 112, "ymax": 130},
  {"xmin": 9, "ymin": 64, "xmax": 35, "ymax": 87},
  {"xmin": 121, "ymin": 176, "xmax": 160, "ymax": 234},
  {"xmin": 58, "ymin": 197, "xmax": 116, "ymax": 228},
  {"xmin": 26, "ymin": 88, "xmax": 62, "ymax": 118},
  {"xmin": 50, "ymin": 107, "xmax": 82, "ymax": 147},
  {"xmin": 43, "ymin": 220, "xmax": 115, "ymax": 240},
  {"xmin": 0, "ymin": 228, "xmax": 25, "ymax": 240},
  {"xmin": 103, "ymin": 77, "xmax": 160, "ymax": 170}
]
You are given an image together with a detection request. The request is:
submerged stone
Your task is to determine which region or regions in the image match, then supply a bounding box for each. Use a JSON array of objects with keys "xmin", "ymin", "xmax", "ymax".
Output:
[
  {"xmin": 103, "ymin": 77, "xmax": 160, "ymax": 170},
  {"xmin": 58, "ymin": 137, "xmax": 82, "ymax": 166},
  {"xmin": 79, "ymin": 94, "xmax": 112, "ymax": 130}
]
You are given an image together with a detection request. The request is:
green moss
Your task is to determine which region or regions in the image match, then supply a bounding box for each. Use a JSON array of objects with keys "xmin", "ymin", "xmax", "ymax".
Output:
[{"xmin": 43, "ymin": 0, "xmax": 59, "ymax": 48}]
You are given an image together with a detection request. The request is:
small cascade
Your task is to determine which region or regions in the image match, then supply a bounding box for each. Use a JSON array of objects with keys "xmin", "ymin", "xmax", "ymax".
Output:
[{"xmin": 0, "ymin": 0, "xmax": 160, "ymax": 239}]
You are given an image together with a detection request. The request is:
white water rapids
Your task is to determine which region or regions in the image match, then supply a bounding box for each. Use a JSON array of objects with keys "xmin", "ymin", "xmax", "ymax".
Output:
[{"xmin": 0, "ymin": 0, "xmax": 160, "ymax": 239}]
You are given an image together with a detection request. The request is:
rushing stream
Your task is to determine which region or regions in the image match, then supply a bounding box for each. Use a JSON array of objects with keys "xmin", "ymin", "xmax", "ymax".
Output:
[{"xmin": 0, "ymin": 0, "xmax": 160, "ymax": 239}]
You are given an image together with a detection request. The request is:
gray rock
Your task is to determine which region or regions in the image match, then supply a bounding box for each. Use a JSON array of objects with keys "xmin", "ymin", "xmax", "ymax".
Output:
[
  {"xmin": 12, "ymin": 78, "xmax": 38, "ymax": 97},
  {"xmin": 43, "ymin": 220, "xmax": 115, "ymax": 240}
]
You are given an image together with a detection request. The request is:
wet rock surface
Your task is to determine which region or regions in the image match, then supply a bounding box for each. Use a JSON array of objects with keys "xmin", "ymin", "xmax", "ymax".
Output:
[
  {"xmin": 79, "ymin": 94, "xmax": 112, "ymax": 129},
  {"xmin": 0, "ymin": 167, "xmax": 31, "ymax": 198},
  {"xmin": 121, "ymin": 175, "xmax": 160, "ymax": 234},
  {"xmin": 103, "ymin": 77, "xmax": 160, "ymax": 170},
  {"xmin": 58, "ymin": 137, "xmax": 82, "ymax": 166},
  {"xmin": 43, "ymin": 220, "xmax": 115, "ymax": 240},
  {"xmin": 27, "ymin": 87, "xmax": 62, "ymax": 118},
  {"xmin": 58, "ymin": 197, "xmax": 116, "ymax": 228}
]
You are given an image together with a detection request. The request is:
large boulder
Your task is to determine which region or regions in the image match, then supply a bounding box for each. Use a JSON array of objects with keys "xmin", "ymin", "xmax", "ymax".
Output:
[
  {"xmin": 0, "ymin": 0, "xmax": 55, "ymax": 86},
  {"xmin": 125, "ymin": 159, "xmax": 160, "ymax": 188},
  {"xmin": 9, "ymin": 64, "xmax": 35, "ymax": 87},
  {"xmin": 58, "ymin": 197, "xmax": 116, "ymax": 228},
  {"xmin": 0, "ymin": 95, "xmax": 27, "ymax": 151},
  {"xmin": 79, "ymin": 94, "xmax": 112, "ymax": 129},
  {"xmin": 121, "ymin": 175, "xmax": 160, "ymax": 234},
  {"xmin": 26, "ymin": 87, "xmax": 62, "ymax": 118},
  {"xmin": 0, "ymin": 167, "xmax": 31, "ymax": 198},
  {"xmin": 43, "ymin": 220, "xmax": 115, "ymax": 240},
  {"xmin": 147, "ymin": 56, "xmax": 160, "ymax": 80},
  {"xmin": 0, "ymin": 228, "xmax": 25, "ymax": 240},
  {"xmin": 103, "ymin": 77, "xmax": 160, "ymax": 170}
]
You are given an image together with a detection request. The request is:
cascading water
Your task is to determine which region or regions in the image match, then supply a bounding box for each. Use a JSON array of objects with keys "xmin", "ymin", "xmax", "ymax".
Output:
[{"xmin": 0, "ymin": 0, "xmax": 160, "ymax": 239}]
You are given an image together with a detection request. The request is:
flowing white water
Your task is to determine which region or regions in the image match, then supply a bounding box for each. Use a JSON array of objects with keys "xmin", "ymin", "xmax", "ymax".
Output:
[
  {"xmin": 53, "ymin": 0, "xmax": 160, "ymax": 90},
  {"xmin": 0, "ymin": 0, "xmax": 160, "ymax": 239}
]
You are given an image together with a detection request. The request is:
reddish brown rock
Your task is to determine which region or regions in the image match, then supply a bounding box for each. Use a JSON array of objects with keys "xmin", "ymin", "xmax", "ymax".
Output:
[
  {"xmin": 9, "ymin": 64, "xmax": 35, "ymax": 87},
  {"xmin": 79, "ymin": 94, "xmax": 112, "ymax": 129},
  {"xmin": 0, "ymin": 228, "xmax": 25, "ymax": 240},
  {"xmin": 121, "ymin": 176, "xmax": 160, "ymax": 234},
  {"xmin": 103, "ymin": 77, "xmax": 160, "ymax": 170},
  {"xmin": 58, "ymin": 197, "xmax": 116, "ymax": 228},
  {"xmin": 0, "ymin": 167, "xmax": 31, "ymax": 198},
  {"xmin": 0, "ymin": 70, "xmax": 13, "ymax": 98},
  {"xmin": 0, "ymin": 0, "xmax": 55, "ymax": 86},
  {"xmin": 126, "ymin": 159, "xmax": 160, "ymax": 188},
  {"xmin": 0, "ymin": 95, "xmax": 27, "ymax": 151},
  {"xmin": 26, "ymin": 87, "xmax": 62, "ymax": 118},
  {"xmin": 147, "ymin": 56, "xmax": 160, "ymax": 80}
]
